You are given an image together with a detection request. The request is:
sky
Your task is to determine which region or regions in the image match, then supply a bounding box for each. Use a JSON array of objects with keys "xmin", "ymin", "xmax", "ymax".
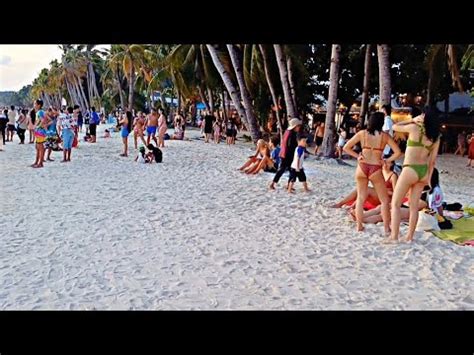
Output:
[{"xmin": 0, "ymin": 45, "xmax": 108, "ymax": 92}]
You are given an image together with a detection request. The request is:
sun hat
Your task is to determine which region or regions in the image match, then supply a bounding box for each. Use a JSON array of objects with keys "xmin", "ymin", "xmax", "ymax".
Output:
[{"xmin": 287, "ymin": 118, "xmax": 303, "ymax": 130}]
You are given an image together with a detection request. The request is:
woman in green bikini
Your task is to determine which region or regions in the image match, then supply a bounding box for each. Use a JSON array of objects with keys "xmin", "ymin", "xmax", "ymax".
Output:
[{"xmin": 386, "ymin": 107, "xmax": 440, "ymax": 243}]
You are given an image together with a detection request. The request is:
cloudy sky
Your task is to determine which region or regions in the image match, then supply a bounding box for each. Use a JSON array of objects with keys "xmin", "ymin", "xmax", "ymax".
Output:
[
  {"xmin": 0, "ymin": 45, "xmax": 64, "ymax": 91},
  {"xmin": 0, "ymin": 45, "xmax": 109, "ymax": 92}
]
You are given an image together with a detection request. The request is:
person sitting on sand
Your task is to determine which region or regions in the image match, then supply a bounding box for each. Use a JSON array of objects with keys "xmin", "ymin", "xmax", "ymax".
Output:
[
  {"xmin": 331, "ymin": 160, "xmax": 399, "ymax": 209},
  {"xmin": 245, "ymin": 139, "xmax": 277, "ymax": 175},
  {"xmin": 269, "ymin": 136, "xmax": 281, "ymax": 171},
  {"xmin": 102, "ymin": 129, "xmax": 111, "ymax": 138},
  {"xmin": 343, "ymin": 112, "xmax": 402, "ymax": 235},
  {"xmin": 171, "ymin": 117, "xmax": 184, "ymax": 140},
  {"xmin": 135, "ymin": 146, "xmax": 149, "ymax": 164},
  {"xmin": 147, "ymin": 143, "xmax": 162, "ymax": 163},
  {"xmin": 239, "ymin": 139, "xmax": 269, "ymax": 173},
  {"xmin": 426, "ymin": 168, "xmax": 444, "ymax": 217},
  {"xmin": 287, "ymin": 136, "xmax": 311, "ymax": 193}
]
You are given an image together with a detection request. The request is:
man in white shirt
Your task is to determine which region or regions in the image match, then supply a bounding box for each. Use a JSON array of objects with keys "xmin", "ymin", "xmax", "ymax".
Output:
[
  {"xmin": 381, "ymin": 104, "xmax": 393, "ymax": 158},
  {"xmin": 7, "ymin": 105, "xmax": 17, "ymax": 142}
]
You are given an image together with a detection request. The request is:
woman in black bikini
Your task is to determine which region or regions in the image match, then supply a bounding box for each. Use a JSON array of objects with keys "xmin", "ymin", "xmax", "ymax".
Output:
[
  {"xmin": 343, "ymin": 112, "xmax": 401, "ymax": 234},
  {"xmin": 386, "ymin": 107, "xmax": 440, "ymax": 244}
]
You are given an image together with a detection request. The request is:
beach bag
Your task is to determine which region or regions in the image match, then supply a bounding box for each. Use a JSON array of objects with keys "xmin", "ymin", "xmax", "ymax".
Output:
[
  {"xmin": 416, "ymin": 209, "xmax": 440, "ymax": 232},
  {"xmin": 72, "ymin": 134, "xmax": 78, "ymax": 148}
]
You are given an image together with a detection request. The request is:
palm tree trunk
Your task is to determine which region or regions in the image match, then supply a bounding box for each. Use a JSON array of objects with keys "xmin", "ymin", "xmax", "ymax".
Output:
[
  {"xmin": 227, "ymin": 44, "xmax": 261, "ymax": 142},
  {"xmin": 447, "ymin": 44, "xmax": 464, "ymax": 92},
  {"xmin": 273, "ymin": 44, "xmax": 297, "ymax": 119},
  {"xmin": 207, "ymin": 87, "xmax": 214, "ymax": 114},
  {"xmin": 206, "ymin": 44, "xmax": 250, "ymax": 133},
  {"xmin": 221, "ymin": 89, "xmax": 227, "ymax": 121},
  {"xmin": 198, "ymin": 86, "xmax": 210, "ymax": 112},
  {"xmin": 76, "ymin": 75, "xmax": 89, "ymax": 111},
  {"xmin": 426, "ymin": 66, "xmax": 434, "ymax": 106},
  {"xmin": 73, "ymin": 76, "xmax": 87, "ymax": 112},
  {"xmin": 286, "ymin": 54, "xmax": 297, "ymax": 112},
  {"xmin": 128, "ymin": 66, "xmax": 135, "ymax": 111},
  {"xmin": 377, "ymin": 44, "xmax": 392, "ymax": 106},
  {"xmin": 322, "ymin": 44, "xmax": 341, "ymax": 158},
  {"xmin": 360, "ymin": 44, "xmax": 372, "ymax": 128},
  {"xmin": 115, "ymin": 71, "xmax": 126, "ymax": 109},
  {"xmin": 259, "ymin": 44, "xmax": 283, "ymax": 142}
]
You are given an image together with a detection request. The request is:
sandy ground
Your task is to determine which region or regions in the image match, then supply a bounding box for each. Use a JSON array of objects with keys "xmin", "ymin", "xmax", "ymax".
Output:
[{"xmin": 0, "ymin": 125, "xmax": 473, "ymax": 310}]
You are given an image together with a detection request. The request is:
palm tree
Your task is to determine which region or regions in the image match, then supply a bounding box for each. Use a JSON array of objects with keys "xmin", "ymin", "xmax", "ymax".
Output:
[
  {"xmin": 108, "ymin": 45, "xmax": 147, "ymax": 111},
  {"xmin": 273, "ymin": 44, "xmax": 297, "ymax": 118},
  {"xmin": 259, "ymin": 44, "xmax": 283, "ymax": 141},
  {"xmin": 377, "ymin": 44, "xmax": 391, "ymax": 106},
  {"xmin": 227, "ymin": 44, "xmax": 261, "ymax": 141},
  {"xmin": 360, "ymin": 44, "xmax": 372, "ymax": 127},
  {"xmin": 322, "ymin": 44, "xmax": 341, "ymax": 158},
  {"xmin": 206, "ymin": 44, "xmax": 251, "ymax": 136}
]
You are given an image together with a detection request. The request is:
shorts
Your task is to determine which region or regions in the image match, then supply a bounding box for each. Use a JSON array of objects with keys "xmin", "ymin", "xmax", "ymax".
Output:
[
  {"xmin": 147, "ymin": 126, "xmax": 157, "ymax": 135},
  {"xmin": 7, "ymin": 124, "xmax": 15, "ymax": 131},
  {"xmin": 204, "ymin": 126, "xmax": 213, "ymax": 134},
  {"xmin": 289, "ymin": 168, "xmax": 307, "ymax": 183},
  {"xmin": 315, "ymin": 136, "xmax": 323, "ymax": 146},
  {"xmin": 89, "ymin": 124, "xmax": 97, "ymax": 136},
  {"xmin": 121, "ymin": 127, "xmax": 129, "ymax": 138},
  {"xmin": 62, "ymin": 129, "xmax": 74, "ymax": 149},
  {"xmin": 226, "ymin": 129, "xmax": 233, "ymax": 137}
]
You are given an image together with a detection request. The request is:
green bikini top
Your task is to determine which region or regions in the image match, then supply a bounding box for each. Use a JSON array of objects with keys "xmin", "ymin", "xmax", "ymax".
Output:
[{"xmin": 406, "ymin": 124, "xmax": 437, "ymax": 152}]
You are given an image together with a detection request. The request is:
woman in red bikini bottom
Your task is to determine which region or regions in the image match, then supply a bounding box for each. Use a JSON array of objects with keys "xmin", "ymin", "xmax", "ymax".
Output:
[{"xmin": 343, "ymin": 112, "xmax": 401, "ymax": 234}]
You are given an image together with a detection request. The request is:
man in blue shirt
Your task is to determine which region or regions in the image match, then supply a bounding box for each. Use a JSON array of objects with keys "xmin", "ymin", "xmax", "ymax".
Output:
[{"xmin": 89, "ymin": 106, "xmax": 100, "ymax": 143}]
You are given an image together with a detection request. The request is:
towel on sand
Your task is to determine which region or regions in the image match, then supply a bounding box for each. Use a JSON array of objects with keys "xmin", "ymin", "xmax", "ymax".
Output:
[{"xmin": 432, "ymin": 217, "xmax": 474, "ymax": 244}]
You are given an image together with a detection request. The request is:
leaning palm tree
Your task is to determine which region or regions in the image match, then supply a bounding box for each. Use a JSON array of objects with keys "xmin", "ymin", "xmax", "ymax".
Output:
[
  {"xmin": 360, "ymin": 44, "xmax": 372, "ymax": 127},
  {"xmin": 273, "ymin": 44, "xmax": 298, "ymax": 118},
  {"xmin": 322, "ymin": 44, "xmax": 341, "ymax": 158},
  {"xmin": 227, "ymin": 44, "xmax": 261, "ymax": 141}
]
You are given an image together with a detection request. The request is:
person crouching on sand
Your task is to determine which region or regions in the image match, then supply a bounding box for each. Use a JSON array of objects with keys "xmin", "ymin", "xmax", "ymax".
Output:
[
  {"xmin": 288, "ymin": 136, "xmax": 311, "ymax": 193},
  {"xmin": 147, "ymin": 143, "xmax": 163, "ymax": 163},
  {"xmin": 135, "ymin": 146, "xmax": 149, "ymax": 164}
]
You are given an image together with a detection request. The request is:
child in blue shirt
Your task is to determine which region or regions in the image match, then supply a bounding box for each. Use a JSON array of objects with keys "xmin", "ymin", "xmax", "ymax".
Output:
[{"xmin": 288, "ymin": 136, "xmax": 311, "ymax": 193}]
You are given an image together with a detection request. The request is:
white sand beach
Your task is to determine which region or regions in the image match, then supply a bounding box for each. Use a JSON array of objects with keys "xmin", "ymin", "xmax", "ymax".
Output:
[{"xmin": 0, "ymin": 125, "xmax": 473, "ymax": 310}]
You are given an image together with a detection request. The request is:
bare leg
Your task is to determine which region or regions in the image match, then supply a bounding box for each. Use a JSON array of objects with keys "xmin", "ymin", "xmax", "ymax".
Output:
[
  {"xmin": 371, "ymin": 172, "xmax": 391, "ymax": 235},
  {"xmin": 402, "ymin": 183, "xmax": 425, "ymax": 243},
  {"xmin": 303, "ymin": 181, "xmax": 311, "ymax": 191},
  {"xmin": 332, "ymin": 189, "xmax": 357, "ymax": 208},
  {"xmin": 287, "ymin": 181, "xmax": 294, "ymax": 193},
  {"xmin": 387, "ymin": 168, "xmax": 417, "ymax": 242},
  {"xmin": 134, "ymin": 132, "xmax": 138, "ymax": 149},
  {"xmin": 355, "ymin": 169, "xmax": 369, "ymax": 232}
]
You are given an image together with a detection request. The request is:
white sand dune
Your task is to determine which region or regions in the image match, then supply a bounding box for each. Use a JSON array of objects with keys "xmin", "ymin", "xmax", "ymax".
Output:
[{"xmin": 0, "ymin": 125, "xmax": 473, "ymax": 310}]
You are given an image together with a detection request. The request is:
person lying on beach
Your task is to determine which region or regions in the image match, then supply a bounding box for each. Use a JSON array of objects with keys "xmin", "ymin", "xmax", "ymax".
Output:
[
  {"xmin": 147, "ymin": 143, "xmax": 162, "ymax": 163},
  {"xmin": 238, "ymin": 139, "xmax": 268, "ymax": 173},
  {"xmin": 288, "ymin": 136, "xmax": 311, "ymax": 193},
  {"xmin": 349, "ymin": 196, "xmax": 427, "ymax": 225},
  {"xmin": 331, "ymin": 160, "xmax": 399, "ymax": 209}
]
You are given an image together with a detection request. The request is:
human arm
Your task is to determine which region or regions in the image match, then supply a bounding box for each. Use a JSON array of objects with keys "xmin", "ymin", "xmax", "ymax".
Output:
[
  {"xmin": 343, "ymin": 131, "xmax": 362, "ymax": 160},
  {"xmin": 385, "ymin": 135, "xmax": 402, "ymax": 163}
]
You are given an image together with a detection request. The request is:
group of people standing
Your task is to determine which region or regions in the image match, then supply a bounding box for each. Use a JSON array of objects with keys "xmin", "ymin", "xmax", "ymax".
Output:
[{"xmin": 200, "ymin": 110, "xmax": 238, "ymax": 145}]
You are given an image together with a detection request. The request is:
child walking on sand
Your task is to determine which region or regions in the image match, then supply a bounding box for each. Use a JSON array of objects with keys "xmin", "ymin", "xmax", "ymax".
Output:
[{"xmin": 288, "ymin": 136, "xmax": 311, "ymax": 193}]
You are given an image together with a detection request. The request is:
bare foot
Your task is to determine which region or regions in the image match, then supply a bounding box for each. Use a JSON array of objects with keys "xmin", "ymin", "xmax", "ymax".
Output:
[
  {"xmin": 330, "ymin": 203, "xmax": 342, "ymax": 208},
  {"xmin": 357, "ymin": 223, "xmax": 364, "ymax": 232},
  {"xmin": 382, "ymin": 237, "xmax": 399, "ymax": 244},
  {"xmin": 400, "ymin": 236, "xmax": 414, "ymax": 244},
  {"xmin": 269, "ymin": 183, "xmax": 276, "ymax": 190},
  {"xmin": 288, "ymin": 189, "xmax": 294, "ymax": 194},
  {"xmin": 33, "ymin": 164, "xmax": 43, "ymax": 168},
  {"xmin": 30, "ymin": 164, "xmax": 38, "ymax": 168},
  {"xmin": 304, "ymin": 188, "xmax": 312, "ymax": 192}
]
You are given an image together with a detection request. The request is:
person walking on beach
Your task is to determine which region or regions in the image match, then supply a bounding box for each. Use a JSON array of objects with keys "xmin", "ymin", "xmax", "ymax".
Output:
[
  {"xmin": 203, "ymin": 111, "xmax": 214, "ymax": 143},
  {"xmin": 343, "ymin": 112, "xmax": 401, "ymax": 234},
  {"xmin": 269, "ymin": 118, "xmax": 302, "ymax": 190},
  {"xmin": 28, "ymin": 108, "xmax": 36, "ymax": 144},
  {"xmin": 119, "ymin": 111, "xmax": 132, "ymax": 157},
  {"xmin": 31, "ymin": 99, "xmax": 51, "ymax": 168},
  {"xmin": 288, "ymin": 136, "xmax": 311, "ymax": 193},
  {"xmin": 89, "ymin": 106, "xmax": 100, "ymax": 143},
  {"xmin": 313, "ymin": 121, "xmax": 325, "ymax": 154},
  {"xmin": 146, "ymin": 108, "xmax": 159, "ymax": 146},
  {"xmin": 7, "ymin": 106, "xmax": 17, "ymax": 142},
  {"xmin": 16, "ymin": 109, "xmax": 28, "ymax": 144},
  {"xmin": 386, "ymin": 107, "xmax": 440, "ymax": 244},
  {"xmin": 158, "ymin": 108, "xmax": 167, "ymax": 148},
  {"xmin": 58, "ymin": 107, "xmax": 76, "ymax": 162}
]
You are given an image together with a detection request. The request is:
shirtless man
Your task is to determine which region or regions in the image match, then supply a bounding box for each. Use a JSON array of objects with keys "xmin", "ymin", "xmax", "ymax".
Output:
[
  {"xmin": 133, "ymin": 111, "xmax": 147, "ymax": 149},
  {"xmin": 146, "ymin": 108, "xmax": 159, "ymax": 146}
]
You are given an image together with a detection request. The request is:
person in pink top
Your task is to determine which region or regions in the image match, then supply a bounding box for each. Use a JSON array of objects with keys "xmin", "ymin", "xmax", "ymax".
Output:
[{"xmin": 158, "ymin": 108, "xmax": 167, "ymax": 148}]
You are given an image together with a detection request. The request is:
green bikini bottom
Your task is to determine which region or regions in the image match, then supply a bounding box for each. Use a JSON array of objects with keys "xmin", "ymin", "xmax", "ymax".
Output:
[{"xmin": 403, "ymin": 164, "xmax": 428, "ymax": 180}]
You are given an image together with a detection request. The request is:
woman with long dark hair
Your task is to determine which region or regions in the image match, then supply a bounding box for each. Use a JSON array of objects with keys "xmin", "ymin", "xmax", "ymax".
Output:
[
  {"xmin": 343, "ymin": 112, "xmax": 402, "ymax": 234},
  {"xmin": 119, "ymin": 111, "xmax": 133, "ymax": 157},
  {"xmin": 386, "ymin": 107, "xmax": 440, "ymax": 243}
]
